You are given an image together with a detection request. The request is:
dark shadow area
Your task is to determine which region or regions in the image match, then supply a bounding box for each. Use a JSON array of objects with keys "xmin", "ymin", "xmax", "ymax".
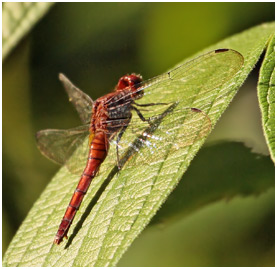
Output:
[{"xmin": 151, "ymin": 141, "xmax": 275, "ymax": 225}]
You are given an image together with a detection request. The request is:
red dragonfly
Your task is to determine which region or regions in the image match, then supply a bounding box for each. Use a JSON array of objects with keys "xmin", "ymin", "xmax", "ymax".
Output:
[{"xmin": 36, "ymin": 49, "xmax": 243, "ymax": 245}]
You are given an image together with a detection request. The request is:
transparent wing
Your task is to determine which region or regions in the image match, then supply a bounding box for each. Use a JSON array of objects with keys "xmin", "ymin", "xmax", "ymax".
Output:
[
  {"xmin": 116, "ymin": 49, "xmax": 244, "ymax": 112},
  {"xmin": 36, "ymin": 105, "xmax": 210, "ymax": 176},
  {"xmin": 36, "ymin": 125, "xmax": 90, "ymax": 165},
  {"xmin": 103, "ymin": 104, "xmax": 211, "ymax": 168},
  {"xmin": 59, "ymin": 73, "xmax": 93, "ymax": 124}
]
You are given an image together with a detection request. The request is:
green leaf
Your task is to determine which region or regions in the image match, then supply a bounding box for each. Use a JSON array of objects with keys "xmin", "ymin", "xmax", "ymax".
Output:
[
  {"xmin": 257, "ymin": 34, "xmax": 275, "ymax": 162},
  {"xmin": 3, "ymin": 22, "xmax": 274, "ymax": 267},
  {"xmin": 2, "ymin": 2, "xmax": 54, "ymax": 61}
]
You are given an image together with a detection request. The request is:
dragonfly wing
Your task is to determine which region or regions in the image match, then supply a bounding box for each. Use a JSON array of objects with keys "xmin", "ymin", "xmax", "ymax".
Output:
[
  {"xmin": 106, "ymin": 104, "xmax": 211, "ymax": 168},
  {"xmin": 134, "ymin": 49, "xmax": 244, "ymax": 106},
  {"xmin": 59, "ymin": 73, "xmax": 93, "ymax": 124},
  {"xmin": 36, "ymin": 125, "xmax": 90, "ymax": 166}
]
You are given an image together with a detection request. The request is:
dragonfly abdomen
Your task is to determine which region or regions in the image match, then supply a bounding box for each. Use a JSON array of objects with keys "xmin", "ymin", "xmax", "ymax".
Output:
[{"xmin": 54, "ymin": 132, "xmax": 108, "ymax": 244}]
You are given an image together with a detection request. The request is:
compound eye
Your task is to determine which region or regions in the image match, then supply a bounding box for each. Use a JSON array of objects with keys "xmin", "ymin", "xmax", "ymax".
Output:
[
  {"xmin": 115, "ymin": 74, "xmax": 143, "ymax": 91},
  {"xmin": 130, "ymin": 75, "xmax": 142, "ymax": 88},
  {"xmin": 116, "ymin": 77, "xmax": 130, "ymax": 90}
]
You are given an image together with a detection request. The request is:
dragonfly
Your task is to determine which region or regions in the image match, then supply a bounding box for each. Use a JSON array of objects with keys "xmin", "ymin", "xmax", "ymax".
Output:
[{"xmin": 36, "ymin": 48, "xmax": 244, "ymax": 245}]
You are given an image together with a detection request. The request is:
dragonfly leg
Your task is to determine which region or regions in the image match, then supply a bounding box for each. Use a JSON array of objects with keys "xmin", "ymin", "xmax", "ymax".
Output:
[
  {"xmin": 132, "ymin": 106, "xmax": 149, "ymax": 122},
  {"xmin": 132, "ymin": 103, "xmax": 174, "ymax": 123},
  {"xmin": 133, "ymin": 102, "xmax": 174, "ymax": 122},
  {"xmin": 116, "ymin": 125, "xmax": 128, "ymax": 169}
]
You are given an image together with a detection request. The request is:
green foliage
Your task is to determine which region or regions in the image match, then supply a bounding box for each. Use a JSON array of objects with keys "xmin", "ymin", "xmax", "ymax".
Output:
[
  {"xmin": 3, "ymin": 22, "xmax": 274, "ymax": 267},
  {"xmin": 2, "ymin": 2, "xmax": 54, "ymax": 60},
  {"xmin": 258, "ymin": 34, "xmax": 275, "ymax": 162}
]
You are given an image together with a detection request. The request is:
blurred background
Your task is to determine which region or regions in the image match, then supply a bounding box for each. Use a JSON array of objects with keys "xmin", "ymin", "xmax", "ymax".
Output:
[{"xmin": 2, "ymin": 2, "xmax": 275, "ymax": 265}]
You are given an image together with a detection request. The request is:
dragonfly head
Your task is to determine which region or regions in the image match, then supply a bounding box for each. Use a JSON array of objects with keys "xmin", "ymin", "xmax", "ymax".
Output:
[{"xmin": 115, "ymin": 74, "xmax": 144, "ymax": 99}]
